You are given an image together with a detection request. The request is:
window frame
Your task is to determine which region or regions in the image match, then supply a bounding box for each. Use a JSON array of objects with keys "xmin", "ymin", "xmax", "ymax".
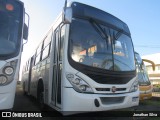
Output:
[
  {"xmin": 41, "ymin": 29, "xmax": 53, "ymax": 60},
  {"xmin": 35, "ymin": 42, "xmax": 43, "ymax": 65}
]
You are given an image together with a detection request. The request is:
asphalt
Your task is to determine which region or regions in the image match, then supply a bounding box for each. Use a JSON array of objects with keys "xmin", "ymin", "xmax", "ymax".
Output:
[{"xmin": 13, "ymin": 83, "xmax": 40, "ymax": 111}]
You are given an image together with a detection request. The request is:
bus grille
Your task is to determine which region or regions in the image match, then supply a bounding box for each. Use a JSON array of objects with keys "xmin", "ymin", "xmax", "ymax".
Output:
[
  {"xmin": 96, "ymin": 88, "xmax": 126, "ymax": 92},
  {"xmin": 100, "ymin": 97, "xmax": 125, "ymax": 105}
]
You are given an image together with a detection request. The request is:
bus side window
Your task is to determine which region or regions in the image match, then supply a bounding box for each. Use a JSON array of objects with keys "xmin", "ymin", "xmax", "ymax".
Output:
[
  {"xmin": 32, "ymin": 54, "xmax": 36, "ymax": 66},
  {"xmin": 42, "ymin": 30, "xmax": 52, "ymax": 60},
  {"xmin": 42, "ymin": 43, "xmax": 50, "ymax": 60},
  {"xmin": 35, "ymin": 54, "xmax": 41, "ymax": 65},
  {"xmin": 35, "ymin": 43, "xmax": 43, "ymax": 64}
]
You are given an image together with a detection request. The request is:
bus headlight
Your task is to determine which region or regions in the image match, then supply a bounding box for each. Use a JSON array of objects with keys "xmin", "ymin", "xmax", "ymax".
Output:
[
  {"xmin": 0, "ymin": 75, "xmax": 8, "ymax": 85},
  {"xmin": 0, "ymin": 59, "xmax": 18, "ymax": 86},
  {"xmin": 66, "ymin": 73, "xmax": 93, "ymax": 93},
  {"xmin": 4, "ymin": 66, "xmax": 14, "ymax": 75},
  {"xmin": 129, "ymin": 80, "xmax": 139, "ymax": 92},
  {"xmin": 73, "ymin": 78, "xmax": 80, "ymax": 85}
]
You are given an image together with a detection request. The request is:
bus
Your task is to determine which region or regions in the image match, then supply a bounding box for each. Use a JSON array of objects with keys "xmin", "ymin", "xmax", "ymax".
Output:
[
  {"xmin": 135, "ymin": 52, "xmax": 155, "ymax": 100},
  {"xmin": 0, "ymin": 0, "xmax": 28, "ymax": 110},
  {"xmin": 22, "ymin": 2, "xmax": 139, "ymax": 115}
]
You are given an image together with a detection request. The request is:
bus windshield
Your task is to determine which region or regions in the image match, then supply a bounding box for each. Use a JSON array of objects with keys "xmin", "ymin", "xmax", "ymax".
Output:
[
  {"xmin": 0, "ymin": 0, "xmax": 23, "ymax": 56},
  {"xmin": 69, "ymin": 18, "xmax": 135, "ymax": 71}
]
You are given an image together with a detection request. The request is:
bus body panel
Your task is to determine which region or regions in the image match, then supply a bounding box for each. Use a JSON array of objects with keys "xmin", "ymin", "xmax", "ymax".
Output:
[
  {"xmin": 139, "ymin": 85, "xmax": 152, "ymax": 100},
  {"xmin": 0, "ymin": 61, "xmax": 6, "ymax": 68},
  {"xmin": 24, "ymin": 14, "xmax": 63, "ymax": 103},
  {"xmin": 47, "ymin": 15, "xmax": 64, "ymax": 105}
]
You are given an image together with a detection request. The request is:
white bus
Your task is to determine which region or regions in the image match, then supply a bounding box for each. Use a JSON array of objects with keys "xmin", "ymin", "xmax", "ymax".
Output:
[
  {"xmin": 22, "ymin": 2, "xmax": 139, "ymax": 115},
  {"xmin": 0, "ymin": 0, "xmax": 28, "ymax": 110}
]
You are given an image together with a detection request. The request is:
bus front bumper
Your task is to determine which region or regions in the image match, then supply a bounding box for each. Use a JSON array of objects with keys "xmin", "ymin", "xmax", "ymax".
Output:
[
  {"xmin": 0, "ymin": 92, "xmax": 15, "ymax": 110},
  {"xmin": 62, "ymin": 88, "xmax": 139, "ymax": 115},
  {"xmin": 140, "ymin": 93, "xmax": 152, "ymax": 100}
]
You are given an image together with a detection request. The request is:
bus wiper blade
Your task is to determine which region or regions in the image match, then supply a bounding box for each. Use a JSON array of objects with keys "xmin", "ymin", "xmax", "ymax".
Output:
[
  {"xmin": 89, "ymin": 18, "xmax": 108, "ymax": 39},
  {"xmin": 114, "ymin": 30, "xmax": 123, "ymax": 40},
  {"xmin": 89, "ymin": 18, "xmax": 109, "ymax": 48}
]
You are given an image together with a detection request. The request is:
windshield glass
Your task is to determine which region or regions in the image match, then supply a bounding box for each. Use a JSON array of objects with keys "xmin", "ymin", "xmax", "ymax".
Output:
[
  {"xmin": 135, "ymin": 53, "xmax": 150, "ymax": 84},
  {"xmin": 0, "ymin": 0, "xmax": 22, "ymax": 55},
  {"xmin": 69, "ymin": 18, "xmax": 135, "ymax": 71}
]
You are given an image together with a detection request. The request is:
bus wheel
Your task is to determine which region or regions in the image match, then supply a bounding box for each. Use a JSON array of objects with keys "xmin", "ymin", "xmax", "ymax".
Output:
[
  {"xmin": 23, "ymin": 83, "xmax": 26, "ymax": 95},
  {"xmin": 37, "ymin": 85, "xmax": 44, "ymax": 110}
]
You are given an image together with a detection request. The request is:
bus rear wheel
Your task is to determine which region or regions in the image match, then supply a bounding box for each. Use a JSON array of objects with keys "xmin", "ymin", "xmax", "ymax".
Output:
[{"xmin": 37, "ymin": 84, "xmax": 45, "ymax": 110}]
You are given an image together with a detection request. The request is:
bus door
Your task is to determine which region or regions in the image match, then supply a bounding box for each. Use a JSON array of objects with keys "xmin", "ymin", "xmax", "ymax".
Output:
[{"xmin": 51, "ymin": 27, "xmax": 62, "ymax": 108}]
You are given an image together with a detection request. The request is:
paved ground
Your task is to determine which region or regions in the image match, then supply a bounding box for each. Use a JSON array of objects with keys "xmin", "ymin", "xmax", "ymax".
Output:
[
  {"xmin": 11, "ymin": 83, "xmax": 160, "ymax": 120},
  {"xmin": 13, "ymin": 84, "xmax": 40, "ymax": 111}
]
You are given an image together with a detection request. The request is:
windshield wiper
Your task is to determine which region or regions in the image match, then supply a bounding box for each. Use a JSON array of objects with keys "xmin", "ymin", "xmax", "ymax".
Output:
[
  {"xmin": 89, "ymin": 18, "xmax": 109, "ymax": 49},
  {"xmin": 89, "ymin": 19, "xmax": 108, "ymax": 39},
  {"xmin": 114, "ymin": 30, "xmax": 123, "ymax": 40}
]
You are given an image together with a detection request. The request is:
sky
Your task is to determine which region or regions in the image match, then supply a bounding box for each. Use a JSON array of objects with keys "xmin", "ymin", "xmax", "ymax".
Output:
[{"xmin": 21, "ymin": 0, "xmax": 160, "ymax": 65}]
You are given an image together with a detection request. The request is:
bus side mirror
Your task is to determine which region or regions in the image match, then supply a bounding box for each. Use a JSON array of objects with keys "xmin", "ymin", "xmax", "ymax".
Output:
[
  {"xmin": 142, "ymin": 59, "xmax": 155, "ymax": 71},
  {"xmin": 63, "ymin": 7, "xmax": 72, "ymax": 24},
  {"xmin": 23, "ymin": 23, "xmax": 28, "ymax": 40}
]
